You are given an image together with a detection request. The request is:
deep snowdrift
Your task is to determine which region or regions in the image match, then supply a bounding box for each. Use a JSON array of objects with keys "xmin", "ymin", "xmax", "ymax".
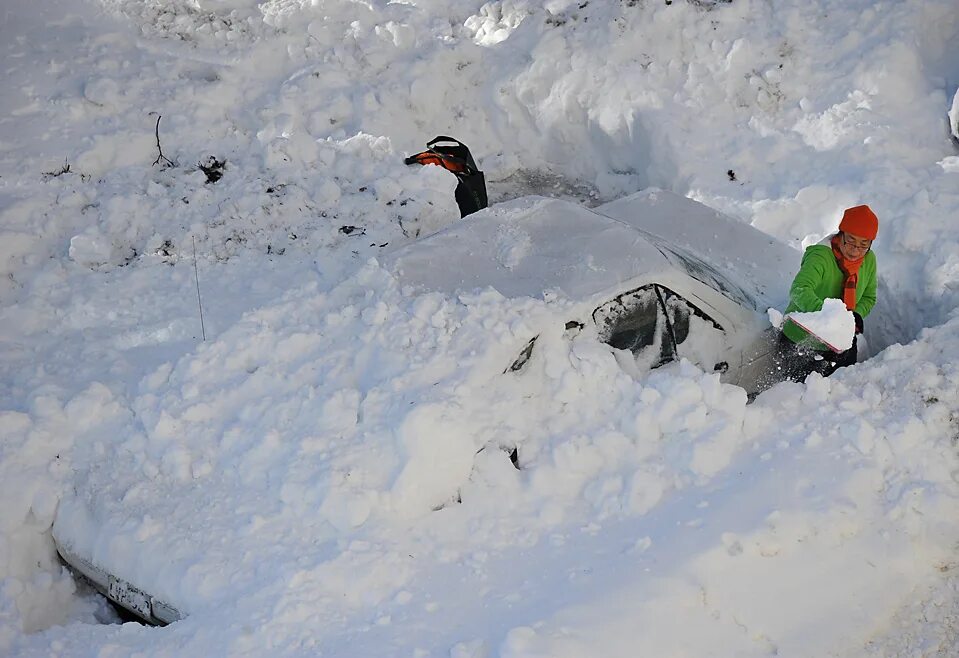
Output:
[{"xmin": 2, "ymin": 0, "xmax": 959, "ymax": 656}]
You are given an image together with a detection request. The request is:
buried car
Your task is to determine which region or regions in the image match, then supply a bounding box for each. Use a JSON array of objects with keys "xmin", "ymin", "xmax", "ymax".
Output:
[
  {"xmin": 53, "ymin": 189, "xmax": 799, "ymax": 626},
  {"xmin": 383, "ymin": 189, "xmax": 799, "ymax": 395}
]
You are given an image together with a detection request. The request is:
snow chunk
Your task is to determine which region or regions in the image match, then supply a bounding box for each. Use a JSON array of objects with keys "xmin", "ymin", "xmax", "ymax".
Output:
[
  {"xmin": 939, "ymin": 156, "xmax": 959, "ymax": 173},
  {"xmin": 465, "ymin": 3, "xmax": 528, "ymax": 46},
  {"xmin": 391, "ymin": 403, "xmax": 476, "ymax": 517},
  {"xmin": 68, "ymin": 232, "xmax": 135, "ymax": 270},
  {"xmin": 767, "ymin": 307, "xmax": 784, "ymax": 329},
  {"xmin": 787, "ymin": 298, "xmax": 855, "ymax": 351}
]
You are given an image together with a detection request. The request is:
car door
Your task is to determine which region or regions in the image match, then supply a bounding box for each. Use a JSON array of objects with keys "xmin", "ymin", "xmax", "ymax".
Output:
[
  {"xmin": 592, "ymin": 284, "xmax": 735, "ymax": 381},
  {"xmin": 656, "ymin": 286, "xmax": 738, "ymax": 383},
  {"xmin": 593, "ymin": 285, "xmax": 673, "ymax": 371}
]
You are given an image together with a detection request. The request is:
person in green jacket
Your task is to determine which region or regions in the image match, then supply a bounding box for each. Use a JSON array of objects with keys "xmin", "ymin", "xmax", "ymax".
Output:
[{"xmin": 775, "ymin": 205, "xmax": 879, "ymax": 382}]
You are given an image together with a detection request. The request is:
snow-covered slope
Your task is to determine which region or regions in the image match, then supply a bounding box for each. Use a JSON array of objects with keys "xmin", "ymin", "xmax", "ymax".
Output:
[{"xmin": 3, "ymin": 0, "xmax": 959, "ymax": 656}]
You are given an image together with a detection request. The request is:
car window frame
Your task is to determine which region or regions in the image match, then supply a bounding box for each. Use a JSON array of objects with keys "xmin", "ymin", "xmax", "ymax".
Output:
[
  {"xmin": 592, "ymin": 284, "xmax": 666, "ymax": 362},
  {"xmin": 592, "ymin": 282, "xmax": 729, "ymax": 369}
]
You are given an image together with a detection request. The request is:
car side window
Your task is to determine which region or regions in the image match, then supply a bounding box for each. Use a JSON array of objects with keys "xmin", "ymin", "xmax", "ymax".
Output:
[
  {"xmin": 658, "ymin": 287, "xmax": 726, "ymax": 366},
  {"xmin": 592, "ymin": 286, "xmax": 674, "ymax": 368},
  {"xmin": 594, "ymin": 285, "xmax": 728, "ymax": 373}
]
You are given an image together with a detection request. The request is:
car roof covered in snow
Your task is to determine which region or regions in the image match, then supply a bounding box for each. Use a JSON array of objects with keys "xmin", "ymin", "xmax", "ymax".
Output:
[
  {"xmin": 382, "ymin": 196, "xmax": 671, "ymax": 303},
  {"xmin": 384, "ymin": 191, "xmax": 797, "ymax": 310}
]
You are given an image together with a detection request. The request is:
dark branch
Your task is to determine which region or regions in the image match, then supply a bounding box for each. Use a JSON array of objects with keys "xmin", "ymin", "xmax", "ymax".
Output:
[
  {"xmin": 153, "ymin": 115, "xmax": 174, "ymax": 168},
  {"xmin": 42, "ymin": 159, "xmax": 72, "ymax": 180}
]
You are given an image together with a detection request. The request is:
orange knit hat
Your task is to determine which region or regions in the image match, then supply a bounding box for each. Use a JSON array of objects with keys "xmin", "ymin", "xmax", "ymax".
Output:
[{"xmin": 838, "ymin": 205, "xmax": 878, "ymax": 240}]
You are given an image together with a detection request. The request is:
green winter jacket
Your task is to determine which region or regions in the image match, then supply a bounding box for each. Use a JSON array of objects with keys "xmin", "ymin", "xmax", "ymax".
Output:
[{"xmin": 782, "ymin": 244, "xmax": 877, "ymax": 346}]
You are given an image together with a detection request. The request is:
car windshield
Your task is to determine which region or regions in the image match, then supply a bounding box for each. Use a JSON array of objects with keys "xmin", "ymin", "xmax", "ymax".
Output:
[{"xmin": 650, "ymin": 240, "xmax": 759, "ymax": 311}]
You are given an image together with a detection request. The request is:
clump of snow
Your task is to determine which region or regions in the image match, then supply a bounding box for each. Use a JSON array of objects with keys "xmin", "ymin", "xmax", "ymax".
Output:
[
  {"xmin": 68, "ymin": 232, "xmax": 136, "ymax": 270},
  {"xmin": 767, "ymin": 307, "xmax": 784, "ymax": 329},
  {"xmin": 787, "ymin": 298, "xmax": 856, "ymax": 351}
]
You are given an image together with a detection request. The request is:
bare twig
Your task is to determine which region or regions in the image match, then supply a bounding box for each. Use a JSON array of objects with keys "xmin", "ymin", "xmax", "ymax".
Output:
[
  {"xmin": 42, "ymin": 158, "xmax": 71, "ymax": 180},
  {"xmin": 153, "ymin": 115, "xmax": 174, "ymax": 167},
  {"xmin": 193, "ymin": 236, "xmax": 206, "ymax": 341}
]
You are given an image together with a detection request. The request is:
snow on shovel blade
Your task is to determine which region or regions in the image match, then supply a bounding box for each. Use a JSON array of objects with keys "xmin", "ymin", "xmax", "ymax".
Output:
[{"xmin": 787, "ymin": 316, "xmax": 845, "ymax": 354}]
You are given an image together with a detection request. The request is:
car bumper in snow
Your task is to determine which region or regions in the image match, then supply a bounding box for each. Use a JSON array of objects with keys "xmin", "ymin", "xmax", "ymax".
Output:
[{"xmin": 56, "ymin": 543, "xmax": 182, "ymax": 626}]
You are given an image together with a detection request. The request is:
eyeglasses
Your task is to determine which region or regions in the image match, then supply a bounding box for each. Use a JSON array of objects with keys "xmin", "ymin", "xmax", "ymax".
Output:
[{"xmin": 842, "ymin": 234, "xmax": 872, "ymax": 252}]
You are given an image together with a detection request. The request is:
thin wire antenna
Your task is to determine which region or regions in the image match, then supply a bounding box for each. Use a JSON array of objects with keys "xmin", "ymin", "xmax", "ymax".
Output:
[{"xmin": 192, "ymin": 236, "xmax": 206, "ymax": 341}]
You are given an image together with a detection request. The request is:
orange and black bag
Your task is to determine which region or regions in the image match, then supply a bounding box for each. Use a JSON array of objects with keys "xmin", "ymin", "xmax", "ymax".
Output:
[{"xmin": 404, "ymin": 136, "xmax": 488, "ymax": 218}]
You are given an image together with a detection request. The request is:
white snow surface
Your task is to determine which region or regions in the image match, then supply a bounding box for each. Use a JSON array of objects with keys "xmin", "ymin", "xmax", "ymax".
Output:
[{"xmin": 2, "ymin": 0, "xmax": 959, "ymax": 656}]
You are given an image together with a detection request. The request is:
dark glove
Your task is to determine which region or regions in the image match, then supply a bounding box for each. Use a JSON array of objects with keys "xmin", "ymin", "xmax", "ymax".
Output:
[{"xmin": 853, "ymin": 311, "xmax": 864, "ymax": 335}]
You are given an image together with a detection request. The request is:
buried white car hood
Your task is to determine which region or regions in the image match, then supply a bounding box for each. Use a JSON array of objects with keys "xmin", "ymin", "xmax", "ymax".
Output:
[{"xmin": 382, "ymin": 191, "xmax": 796, "ymax": 310}]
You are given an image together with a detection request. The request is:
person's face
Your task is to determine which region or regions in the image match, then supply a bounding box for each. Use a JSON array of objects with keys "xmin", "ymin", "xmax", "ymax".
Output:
[{"xmin": 839, "ymin": 231, "xmax": 872, "ymax": 260}]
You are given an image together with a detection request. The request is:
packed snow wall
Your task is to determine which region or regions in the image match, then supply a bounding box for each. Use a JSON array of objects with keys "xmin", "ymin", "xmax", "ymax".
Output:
[{"xmin": 7, "ymin": 0, "xmax": 959, "ymax": 346}]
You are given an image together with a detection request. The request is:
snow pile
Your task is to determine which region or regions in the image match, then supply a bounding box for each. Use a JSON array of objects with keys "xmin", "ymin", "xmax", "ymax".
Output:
[
  {"xmin": 14, "ymin": 132, "xmax": 459, "ymax": 278},
  {"xmin": 0, "ymin": 386, "xmax": 125, "ymax": 642},
  {"xmin": 2, "ymin": 0, "xmax": 959, "ymax": 656},
  {"xmin": 489, "ymin": 313, "xmax": 959, "ymax": 657},
  {"xmin": 49, "ymin": 254, "xmax": 753, "ymax": 614}
]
